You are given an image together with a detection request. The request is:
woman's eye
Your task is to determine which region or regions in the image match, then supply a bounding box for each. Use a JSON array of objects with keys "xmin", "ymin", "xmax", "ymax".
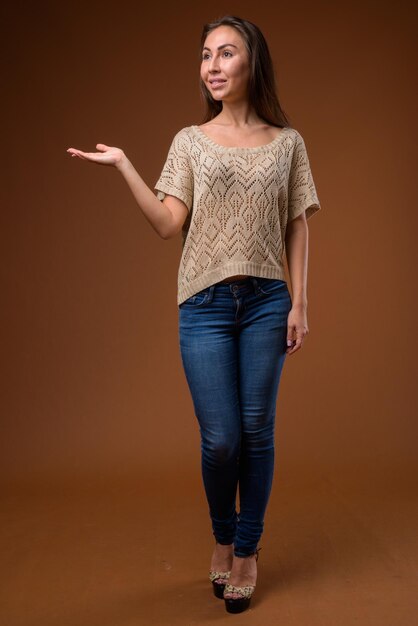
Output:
[{"xmin": 201, "ymin": 50, "xmax": 233, "ymax": 60}]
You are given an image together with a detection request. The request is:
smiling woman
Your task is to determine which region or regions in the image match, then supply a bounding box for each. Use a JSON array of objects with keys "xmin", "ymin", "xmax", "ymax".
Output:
[
  {"xmin": 66, "ymin": 13, "xmax": 322, "ymax": 617},
  {"xmin": 200, "ymin": 30, "xmax": 250, "ymax": 105},
  {"xmin": 154, "ymin": 15, "xmax": 321, "ymax": 614},
  {"xmin": 197, "ymin": 16, "xmax": 290, "ymax": 133}
]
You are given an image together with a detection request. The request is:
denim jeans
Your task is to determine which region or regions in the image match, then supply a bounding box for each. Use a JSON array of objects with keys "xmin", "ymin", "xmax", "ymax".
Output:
[{"xmin": 178, "ymin": 276, "xmax": 292, "ymax": 557}]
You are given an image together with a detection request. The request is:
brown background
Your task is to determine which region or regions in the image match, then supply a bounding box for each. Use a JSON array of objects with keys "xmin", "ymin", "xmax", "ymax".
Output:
[
  {"xmin": 1, "ymin": 1, "xmax": 417, "ymax": 625},
  {"xmin": 1, "ymin": 0, "xmax": 416, "ymax": 488}
]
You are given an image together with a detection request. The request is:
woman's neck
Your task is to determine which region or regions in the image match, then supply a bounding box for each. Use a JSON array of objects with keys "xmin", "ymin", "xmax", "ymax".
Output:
[{"xmin": 211, "ymin": 103, "xmax": 262, "ymax": 129}]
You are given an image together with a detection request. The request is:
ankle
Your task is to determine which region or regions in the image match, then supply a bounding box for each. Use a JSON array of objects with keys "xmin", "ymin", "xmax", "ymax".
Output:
[
  {"xmin": 211, "ymin": 542, "xmax": 234, "ymax": 569},
  {"xmin": 233, "ymin": 547, "xmax": 261, "ymax": 560},
  {"xmin": 214, "ymin": 542, "xmax": 234, "ymax": 555}
]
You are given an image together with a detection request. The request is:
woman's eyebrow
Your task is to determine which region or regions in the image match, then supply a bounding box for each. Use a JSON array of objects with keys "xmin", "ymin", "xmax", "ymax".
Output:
[{"xmin": 202, "ymin": 43, "xmax": 238, "ymax": 52}]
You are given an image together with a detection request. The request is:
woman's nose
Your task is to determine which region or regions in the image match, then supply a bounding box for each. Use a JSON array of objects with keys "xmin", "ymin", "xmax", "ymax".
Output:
[{"xmin": 209, "ymin": 56, "xmax": 220, "ymax": 71}]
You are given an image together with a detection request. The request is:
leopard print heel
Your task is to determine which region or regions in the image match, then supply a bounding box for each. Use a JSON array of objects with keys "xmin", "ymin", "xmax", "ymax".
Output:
[
  {"xmin": 209, "ymin": 570, "xmax": 231, "ymax": 599},
  {"xmin": 223, "ymin": 582, "xmax": 255, "ymax": 612},
  {"xmin": 223, "ymin": 547, "xmax": 261, "ymax": 613}
]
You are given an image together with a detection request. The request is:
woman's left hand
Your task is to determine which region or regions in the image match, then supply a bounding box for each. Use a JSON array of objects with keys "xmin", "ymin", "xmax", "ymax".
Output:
[{"xmin": 286, "ymin": 304, "xmax": 309, "ymax": 355}]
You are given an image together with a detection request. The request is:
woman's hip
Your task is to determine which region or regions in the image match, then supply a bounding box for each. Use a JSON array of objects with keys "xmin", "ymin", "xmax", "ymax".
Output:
[{"xmin": 179, "ymin": 276, "xmax": 292, "ymax": 333}]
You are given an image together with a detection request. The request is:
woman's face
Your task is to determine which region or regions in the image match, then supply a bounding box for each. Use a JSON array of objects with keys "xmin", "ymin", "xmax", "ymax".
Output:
[{"xmin": 200, "ymin": 25, "xmax": 251, "ymax": 103}]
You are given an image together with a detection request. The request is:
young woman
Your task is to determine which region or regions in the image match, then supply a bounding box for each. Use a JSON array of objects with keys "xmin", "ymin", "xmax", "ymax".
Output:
[{"xmin": 67, "ymin": 14, "xmax": 321, "ymax": 614}]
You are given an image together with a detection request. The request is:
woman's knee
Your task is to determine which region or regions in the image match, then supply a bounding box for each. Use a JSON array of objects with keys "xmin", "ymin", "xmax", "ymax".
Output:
[
  {"xmin": 241, "ymin": 419, "xmax": 275, "ymax": 449},
  {"xmin": 201, "ymin": 435, "xmax": 240, "ymax": 468}
]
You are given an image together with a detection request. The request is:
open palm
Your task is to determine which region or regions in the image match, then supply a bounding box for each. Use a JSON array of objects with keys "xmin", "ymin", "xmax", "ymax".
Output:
[{"xmin": 66, "ymin": 143, "xmax": 124, "ymax": 167}]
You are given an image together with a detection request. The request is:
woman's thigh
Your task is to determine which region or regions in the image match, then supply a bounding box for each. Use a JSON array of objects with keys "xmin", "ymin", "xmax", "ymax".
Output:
[
  {"xmin": 178, "ymin": 278, "xmax": 292, "ymax": 439},
  {"xmin": 178, "ymin": 289, "xmax": 241, "ymax": 443},
  {"xmin": 237, "ymin": 279, "xmax": 292, "ymax": 437}
]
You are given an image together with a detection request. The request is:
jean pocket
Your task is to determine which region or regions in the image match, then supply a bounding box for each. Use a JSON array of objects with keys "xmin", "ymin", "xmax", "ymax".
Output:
[
  {"xmin": 180, "ymin": 288, "xmax": 210, "ymax": 307},
  {"xmin": 256, "ymin": 278, "xmax": 287, "ymax": 296}
]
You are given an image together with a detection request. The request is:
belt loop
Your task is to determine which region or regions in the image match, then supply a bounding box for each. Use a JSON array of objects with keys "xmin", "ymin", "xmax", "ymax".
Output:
[
  {"xmin": 250, "ymin": 276, "xmax": 259, "ymax": 293},
  {"xmin": 208, "ymin": 284, "xmax": 215, "ymax": 302}
]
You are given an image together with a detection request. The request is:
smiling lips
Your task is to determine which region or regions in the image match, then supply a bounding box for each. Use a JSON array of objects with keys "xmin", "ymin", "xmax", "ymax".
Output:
[{"xmin": 209, "ymin": 79, "xmax": 226, "ymax": 88}]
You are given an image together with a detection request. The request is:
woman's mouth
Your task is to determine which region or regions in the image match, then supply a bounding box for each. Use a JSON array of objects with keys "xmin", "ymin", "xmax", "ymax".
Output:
[{"xmin": 209, "ymin": 80, "xmax": 226, "ymax": 89}]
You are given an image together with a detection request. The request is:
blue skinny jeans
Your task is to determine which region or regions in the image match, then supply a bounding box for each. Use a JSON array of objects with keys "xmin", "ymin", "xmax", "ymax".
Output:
[{"xmin": 178, "ymin": 276, "xmax": 292, "ymax": 557}]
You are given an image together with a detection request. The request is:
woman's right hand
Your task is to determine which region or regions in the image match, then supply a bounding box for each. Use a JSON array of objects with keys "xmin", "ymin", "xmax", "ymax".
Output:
[{"xmin": 66, "ymin": 143, "xmax": 126, "ymax": 168}]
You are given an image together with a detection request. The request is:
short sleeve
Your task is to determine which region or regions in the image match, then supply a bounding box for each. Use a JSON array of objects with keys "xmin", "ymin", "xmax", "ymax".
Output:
[
  {"xmin": 288, "ymin": 131, "xmax": 321, "ymax": 221},
  {"xmin": 154, "ymin": 128, "xmax": 194, "ymax": 212}
]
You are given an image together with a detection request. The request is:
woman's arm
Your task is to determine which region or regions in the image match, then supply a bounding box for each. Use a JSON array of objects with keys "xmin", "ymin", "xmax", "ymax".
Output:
[
  {"xmin": 284, "ymin": 212, "xmax": 310, "ymax": 355},
  {"xmin": 67, "ymin": 144, "xmax": 187, "ymax": 240},
  {"xmin": 116, "ymin": 155, "xmax": 188, "ymax": 239}
]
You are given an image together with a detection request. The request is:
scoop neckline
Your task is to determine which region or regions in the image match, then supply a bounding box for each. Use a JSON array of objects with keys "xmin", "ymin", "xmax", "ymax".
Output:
[{"xmin": 191, "ymin": 124, "xmax": 290, "ymax": 153}]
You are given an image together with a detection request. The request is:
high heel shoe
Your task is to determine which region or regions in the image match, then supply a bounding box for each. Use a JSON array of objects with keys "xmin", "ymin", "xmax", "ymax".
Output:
[
  {"xmin": 223, "ymin": 547, "xmax": 261, "ymax": 613},
  {"xmin": 209, "ymin": 541, "xmax": 233, "ymax": 599},
  {"xmin": 209, "ymin": 570, "xmax": 231, "ymax": 598}
]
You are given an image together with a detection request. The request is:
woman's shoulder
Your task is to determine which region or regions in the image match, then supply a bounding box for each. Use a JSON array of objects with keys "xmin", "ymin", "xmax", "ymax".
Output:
[
  {"xmin": 173, "ymin": 125, "xmax": 201, "ymax": 148},
  {"xmin": 282, "ymin": 125, "xmax": 301, "ymax": 141},
  {"xmin": 164, "ymin": 125, "xmax": 195, "ymax": 151},
  {"xmin": 287, "ymin": 126, "xmax": 315, "ymax": 145},
  {"xmin": 171, "ymin": 125, "xmax": 195, "ymax": 139}
]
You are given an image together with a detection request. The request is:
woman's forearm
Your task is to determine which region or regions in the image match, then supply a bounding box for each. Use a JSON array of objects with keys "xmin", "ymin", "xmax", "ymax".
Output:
[
  {"xmin": 285, "ymin": 214, "xmax": 309, "ymax": 308},
  {"xmin": 116, "ymin": 155, "xmax": 173, "ymax": 239}
]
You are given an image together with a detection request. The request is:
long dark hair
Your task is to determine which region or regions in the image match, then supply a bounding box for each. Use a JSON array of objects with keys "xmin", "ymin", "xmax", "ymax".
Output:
[{"xmin": 198, "ymin": 15, "xmax": 291, "ymax": 128}]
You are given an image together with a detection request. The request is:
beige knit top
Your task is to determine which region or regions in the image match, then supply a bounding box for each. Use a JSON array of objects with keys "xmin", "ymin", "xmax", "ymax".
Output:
[{"xmin": 154, "ymin": 125, "xmax": 321, "ymax": 305}]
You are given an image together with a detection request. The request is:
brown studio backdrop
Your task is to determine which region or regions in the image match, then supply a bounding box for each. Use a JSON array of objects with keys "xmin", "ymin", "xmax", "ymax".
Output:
[{"xmin": 1, "ymin": 1, "xmax": 417, "ymax": 489}]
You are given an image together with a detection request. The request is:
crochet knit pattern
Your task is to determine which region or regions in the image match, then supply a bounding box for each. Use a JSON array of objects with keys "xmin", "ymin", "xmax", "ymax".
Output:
[{"xmin": 154, "ymin": 125, "xmax": 321, "ymax": 305}]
